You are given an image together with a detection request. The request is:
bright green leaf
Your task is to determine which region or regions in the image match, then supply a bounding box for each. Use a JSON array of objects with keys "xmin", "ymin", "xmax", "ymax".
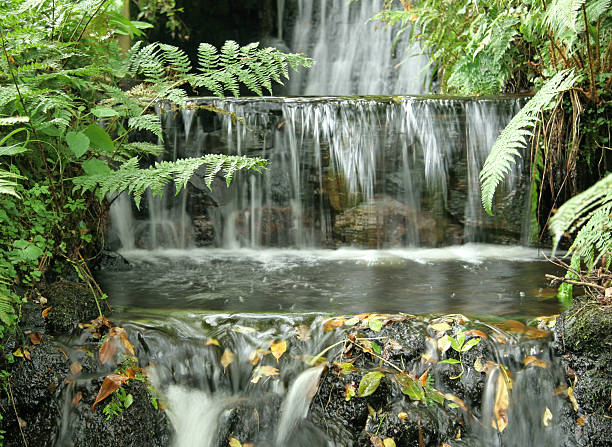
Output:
[
  {"xmin": 440, "ymin": 358, "xmax": 461, "ymax": 364},
  {"xmin": 66, "ymin": 132, "xmax": 90, "ymax": 158},
  {"xmin": 81, "ymin": 158, "xmax": 111, "ymax": 176},
  {"xmin": 358, "ymin": 371, "xmax": 385, "ymax": 397},
  {"xmin": 91, "ymin": 107, "xmax": 119, "ymax": 118},
  {"xmin": 369, "ymin": 319, "xmax": 383, "ymax": 332},
  {"xmin": 84, "ymin": 125, "xmax": 114, "ymax": 153}
]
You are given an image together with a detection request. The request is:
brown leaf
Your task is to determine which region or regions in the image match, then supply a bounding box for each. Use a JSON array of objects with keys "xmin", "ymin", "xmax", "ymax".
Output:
[
  {"xmin": 323, "ymin": 317, "xmax": 345, "ymax": 332},
  {"xmin": 72, "ymin": 391, "xmax": 83, "ymax": 406},
  {"xmin": 98, "ymin": 337, "xmax": 117, "ymax": 365},
  {"xmin": 270, "ymin": 340, "xmax": 287, "ymax": 361},
  {"xmin": 576, "ymin": 416, "xmax": 586, "ymax": 427},
  {"xmin": 464, "ymin": 329, "xmax": 489, "ymax": 339},
  {"xmin": 524, "ymin": 356, "xmax": 549, "ymax": 368},
  {"xmin": 70, "ymin": 361, "xmax": 83, "ymax": 376},
  {"xmin": 125, "ymin": 367, "xmax": 136, "ymax": 379},
  {"xmin": 91, "ymin": 374, "xmax": 129, "ymax": 412},
  {"xmin": 492, "ymin": 371, "xmax": 510, "ymax": 432},
  {"xmin": 344, "ymin": 383, "xmax": 356, "ymax": 401},
  {"xmin": 29, "ymin": 332, "xmax": 42, "ymax": 345},
  {"xmin": 41, "ymin": 307, "xmax": 52, "ymax": 318},
  {"xmin": 23, "ymin": 349, "xmax": 31, "ymax": 361},
  {"xmin": 369, "ymin": 435, "xmax": 384, "ymax": 447},
  {"xmin": 221, "ymin": 349, "xmax": 234, "ymax": 371},
  {"xmin": 397, "ymin": 411, "xmax": 408, "ymax": 420},
  {"xmin": 418, "ymin": 369, "xmax": 429, "ymax": 387}
]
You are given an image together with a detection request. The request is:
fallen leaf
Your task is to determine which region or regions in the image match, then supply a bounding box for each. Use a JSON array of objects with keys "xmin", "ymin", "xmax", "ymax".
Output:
[
  {"xmin": 39, "ymin": 297, "xmax": 47, "ymax": 305},
  {"xmin": 98, "ymin": 337, "xmax": 117, "ymax": 365},
  {"xmin": 251, "ymin": 365, "xmax": 280, "ymax": 383},
  {"xmin": 492, "ymin": 371, "xmax": 510, "ymax": 432},
  {"xmin": 345, "ymin": 383, "xmax": 356, "ymax": 401},
  {"xmin": 295, "ymin": 325, "xmax": 311, "ymax": 341},
  {"xmin": 567, "ymin": 386, "xmax": 579, "ymax": 412},
  {"xmin": 23, "ymin": 349, "xmax": 31, "ymax": 361},
  {"xmin": 430, "ymin": 322, "xmax": 452, "ymax": 333},
  {"xmin": 369, "ymin": 435, "xmax": 384, "ymax": 447},
  {"xmin": 323, "ymin": 317, "xmax": 345, "ymax": 332},
  {"xmin": 437, "ymin": 335, "xmax": 452, "ymax": 353},
  {"xmin": 17, "ymin": 417, "xmax": 26, "ymax": 428},
  {"xmin": 542, "ymin": 407, "xmax": 553, "ymax": 427},
  {"xmin": 91, "ymin": 374, "xmax": 129, "ymax": 412},
  {"xmin": 418, "ymin": 369, "xmax": 429, "ymax": 387},
  {"xmin": 119, "ymin": 332, "xmax": 135, "ymax": 356},
  {"xmin": 358, "ymin": 371, "xmax": 385, "ymax": 397},
  {"xmin": 70, "ymin": 361, "xmax": 83, "ymax": 375},
  {"xmin": 383, "ymin": 438, "xmax": 396, "ymax": 447},
  {"xmin": 345, "ymin": 317, "xmax": 360, "ymax": 326},
  {"xmin": 29, "ymin": 332, "xmax": 42, "ymax": 345},
  {"xmin": 464, "ymin": 329, "xmax": 488, "ymax": 339},
  {"xmin": 206, "ymin": 338, "xmax": 221, "ymax": 347},
  {"xmin": 576, "ymin": 415, "xmax": 586, "ymax": 427},
  {"xmin": 396, "ymin": 372, "xmax": 424, "ymax": 401},
  {"xmin": 221, "ymin": 349, "xmax": 234, "ymax": 371},
  {"xmin": 232, "ymin": 325, "xmax": 258, "ymax": 334},
  {"xmin": 397, "ymin": 411, "xmax": 408, "ymax": 420},
  {"xmin": 229, "ymin": 436, "xmax": 242, "ymax": 447},
  {"xmin": 41, "ymin": 307, "xmax": 52, "ymax": 318},
  {"xmin": 72, "ymin": 391, "xmax": 82, "ymax": 406},
  {"xmin": 13, "ymin": 348, "xmax": 23, "ymax": 358},
  {"xmin": 474, "ymin": 357, "xmax": 485, "ymax": 372},
  {"xmin": 369, "ymin": 318, "xmax": 383, "ymax": 332},
  {"xmin": 270, "ymin": 340, "xmax": 287, "ymax": 361},
  {"xmin": 444, "ymin": 393, "xmax": 468, "ymax": 411},
  {"xmin": 125, "ymin": 367, "xmax": 136, "ymax": 379},
  {"xmin": 524, "ymin": 356, "xmax": 549, "ymax": 368}
]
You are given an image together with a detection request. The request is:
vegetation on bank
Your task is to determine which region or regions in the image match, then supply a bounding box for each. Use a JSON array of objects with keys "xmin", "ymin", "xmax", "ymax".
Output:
[{"xmin": 372, "ymin": 0, "xmax": 611, "ymax": 303}]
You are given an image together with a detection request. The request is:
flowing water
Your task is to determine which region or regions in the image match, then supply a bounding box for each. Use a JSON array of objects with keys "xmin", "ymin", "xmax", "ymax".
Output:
[{"xmin": 80, "ymin": 90, "xmax": 575, "ymax": 446}]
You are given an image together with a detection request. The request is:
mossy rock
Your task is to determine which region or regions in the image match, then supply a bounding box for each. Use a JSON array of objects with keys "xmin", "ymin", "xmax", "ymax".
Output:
[
  {"xmin": 43, "ymin": 281, "xmax": 100, "ymax": 335},
  {"xmin": 557, "ymin": 304, "xmax": 612, "ymax": 365}
]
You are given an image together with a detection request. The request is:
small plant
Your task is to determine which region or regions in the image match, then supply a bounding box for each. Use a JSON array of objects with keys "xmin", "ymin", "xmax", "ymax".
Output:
[
  {"xmin": 439, "ymin": 331, "xmax": 481, "ymax": 379},
  {"xmin": 102, "ymin": 386, "xmax": 134, "ymax": 421}
]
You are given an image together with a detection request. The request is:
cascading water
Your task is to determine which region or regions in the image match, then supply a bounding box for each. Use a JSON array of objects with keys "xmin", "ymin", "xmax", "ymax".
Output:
[
  {"xmin": 109, "ymin": 96, "xmax": 527, "ymax": 250},
  {"xmin": 288, "ymin": 0, "xmax": 429, "ymax": 95}
]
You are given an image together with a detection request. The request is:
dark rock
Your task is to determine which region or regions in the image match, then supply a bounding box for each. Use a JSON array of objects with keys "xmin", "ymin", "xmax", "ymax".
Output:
[
  {"xmin": 2, "ymin": 337, "xmax": 70, "ymax": 447},
  {"xmin": 193, "ymin": 215, "xmax": 216, "ymax": 247},
  {"xmin": 42, "ymin": 282, "xmax": 99, "ymax": 335},
  {"xmin": 94, "ymin": 251, "xmax": 132, "ymax": 272},
  {"xmin": 66, "ymin": 379, "xmax": 171, "ymax": 447}
]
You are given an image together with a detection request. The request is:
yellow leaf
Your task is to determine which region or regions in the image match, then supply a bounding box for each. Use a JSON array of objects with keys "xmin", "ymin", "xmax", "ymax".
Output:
[
  {"xmin": 206, "ymin": 338, "xmax": 220, "ymax": 347},
  {"xmin": 430, "ymin": 322, "xmax": 452, "ymax": 333},
  {"xmin": 567, "ymin": 386, "xmax": 579, "ymax": 412},
  {"xmin": 383, "ymin": 438, "xmax": 397, "ymax": 447},
  {"xmin": 270, "ymin": 340, "xmax": 287, "ymax": 361},
  {"xmin": 13, "ymin": 348, "xmax": 23, "ymax": 358},
  {"xmin": 524, "ymin": 356, "xmax": 549, "ymax": 368},
  {"xmin": 251, "ymin": 365, "xmax": 280, "ymax": 383},
  {"xmin": 397, "ymin": 411, "xmax": 408, "ymax": 420},
  {"xmin": 228, "ymin": 437, "xmax": 242, "ymax": 447},
  {"xmin": 492, "ymin": 371, "xmax": 510, "ymax": 432},
  {"xmin": 221, "ymin": 349, "xmax": 234, "ymax": 371},
  {"xmin": 345, "ymin": 383, "xmax": 356, "ymax": 401},
  {"xmin": 437, "ymin": 335, "xmax": 451, "ymax": 353},
  {"xmin": 542, "ymin": 407, "xmax": 553, "ymax": 427},
  {"xmin": 474, "ymin": 357, "xmax": 485, "ymax": 372}
]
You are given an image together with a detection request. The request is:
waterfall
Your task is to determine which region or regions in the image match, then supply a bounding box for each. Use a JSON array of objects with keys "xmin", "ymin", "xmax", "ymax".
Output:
[{"xmin": 288, "ymin": 0, "xmax": 429, "ymax": 95}]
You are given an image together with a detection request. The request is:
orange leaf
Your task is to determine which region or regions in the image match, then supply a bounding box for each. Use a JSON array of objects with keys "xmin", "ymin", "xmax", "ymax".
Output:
[
  {"xmin": 72, "ymin": 391, "xmax": 82, "ymax": 406},
  {"xmin": 125, "ymin": 367, "xmax": 136, "ymax": 379},
  {"xmin": 270, "ymin": 340, "xmax": 287, "ymax": 362},
  {"xmin": 29, "ymin": 332, "xmax": 42, "ymax": 345},
  {"xmin": 418, "ymin": 369, "xmax": 429, "ymax": 387},
  {"xmin": 524, "ymin": 356, "xmax": 549, "ymax": 368},
  {"xmin": 119, "ymin": 332, "xmax": 135, "ymax": 356},
  {"xmin": 492, "ymin": 371, "xmax": 510, "ymax": 432},
  {"xmin": 91, "ymin": 374, "xmax": 129, "ymax": 412},
  {"xmin": 70, "ymin": 361, "xmax": 83, "ymax": 375},
  {"xmin": 464, "ymin": 329, "xmax": 488, "ymax": 339},
  {"xmin": 23, "ymin": 349, "xmax": 31, "ymax": 361},
  {"xmin": 41, "ymin": 307, "xmax": 52, "ymax": 318},
  {"xmin": 98, "ymin": 337, "xmax": 117, "ymax": 365}
]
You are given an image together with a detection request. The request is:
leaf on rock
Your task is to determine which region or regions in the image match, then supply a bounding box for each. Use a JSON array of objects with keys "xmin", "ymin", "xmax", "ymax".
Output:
[
  {"xmin": 464, "ymin": 329, "xmax": 488, "ymax": 339},
  {"xmin": 368, "ymin": 318, "xmax": 383, "ymax": 332},
  {"xmin": 437, "ymin": 335, "xmax": 451, "ymax": 353},
  {"xmin": 70, "ymin": 361, "xmax": 83, "ymax": 375},
  {"xmin": 221, "ymin": 349, "xmax": 234, "ymax": 371},
  {"xmin": 383, "ymin": 438, "xmax": 397, "ymax": 447},
  {"xmin": 91, "ymin": 374, "xmax": 129, "ymax": 412},
  {"xmin": 98, "ymin": 337, "xmax": 117, "ymax": 365},
  {"xmin": 542, "ymin": 407, "xmax": 553, "ymax": 427},
  {"xmin": 345, "ymin": 383, "xmax": 356, "ymax": 401},
  {"xmin": 72, "ymin": 391, "xmax": 82, "ymax": 406},
  {"xmin": 358, "ymin": 371, "xmax": 385, "ymax": 397},
  {"xmin": 524, "ymin": 356, "xmax": 548, "ymax": 368},
  {"xmin": 396, "ymin": 372, "xmax": 424, "ymax": 401},
  {"xmin": 270, "ymin": 340, "xmax": 287, "ymax": 361},
  {"xmin": 41, "ymin": 307, "xmax": 52, "ymax": 318},
  {"xmin": 228, "ymin": 436, "xmax": 242, "ymax": 447},
  {"xmin": 430, "ymin": 322, "xmax": 452, "ymax": 333},
  {"xmin": 29, "ymin": 332, "xmax": 42, "ymax": 345},
  {"xmin": 294, "ymin": 325, "xmax": 311, "ymax": 341}
]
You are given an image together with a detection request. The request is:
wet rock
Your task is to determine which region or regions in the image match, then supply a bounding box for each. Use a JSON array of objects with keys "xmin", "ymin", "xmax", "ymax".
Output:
[
  {"xmin": 42, "ymin": 282, "xmax": 99, "ymax": 335},
  {"xmin": 193, "ymin": 215, "xmax": 216, "ymax": 246},
  {"xmin": 94, "ymin": 250, "xmax": 132, "ymax": 272},
  {"xmin": 1, "ymin": 337, "xmax": 70, "ymax": 447},
  {"xmin": 216, "ymin": 393, "xmax": 283, "ymax": 446},
  {"xmin": 67, "ymin": 379, "xmax": 171, "ymax": 447}
]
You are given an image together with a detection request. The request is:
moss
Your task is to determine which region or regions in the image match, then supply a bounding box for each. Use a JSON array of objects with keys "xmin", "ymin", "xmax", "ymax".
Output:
[
  {"xmin": 43, "ymin": 281, "xmax": 100, "ymax": 335},
  {"xmin": 561, "ymin": 303, "xmax": 612, "ymax": 365}
]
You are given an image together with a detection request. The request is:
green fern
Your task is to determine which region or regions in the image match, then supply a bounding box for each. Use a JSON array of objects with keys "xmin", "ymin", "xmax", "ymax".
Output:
[
  {"xmin": 0, "ymin": 170, "xmax": 24, "ymax": 198},
  {"xmin": 72, "ymin": 155, "xmax": 269, "ymax": 207},
  {"xmin": 480, "ymin": 69, "xmax": 580, "ymax": 214},
  {"xmin": 545, "ymin": 0, "xmax": 586, "ymax": 34},
  {"xmin": 128, "ymin": 114, "xmax": 163, "ymax": 140},
  {"xmin": 550, "ymin": 173, "xmax": 612, "ymax": 259}
]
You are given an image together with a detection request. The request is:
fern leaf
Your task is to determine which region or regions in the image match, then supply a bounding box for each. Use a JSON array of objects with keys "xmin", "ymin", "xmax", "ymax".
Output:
[
  {"xmin": 545, "ymin": 0, "xmax": 586, "ymax": 35},
  {"xmin": 128, "ymin": 114, "xmax": 163, "ymax": 140},
  {"xmin": 480, "ymin": 69, "xmax": 579, "ymax": 214},
  {"xmin": 549, "ymin": 173, "xmax": 612, "ymax": 251}
]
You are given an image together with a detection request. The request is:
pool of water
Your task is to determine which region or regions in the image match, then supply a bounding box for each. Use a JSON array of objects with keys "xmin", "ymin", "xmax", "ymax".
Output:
[{"xmin": 97, "ymin": 244, "xmax": 562, "ymax": 318}]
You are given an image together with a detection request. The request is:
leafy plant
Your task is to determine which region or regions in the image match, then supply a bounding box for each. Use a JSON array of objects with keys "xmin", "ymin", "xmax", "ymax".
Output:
[
  {"xmin": 102, "ymin": 386, "xmax": 134, "ymax": 420},
  {"xmin": 439, "ymin": 331, "xmax": 481, "ymax": 379}
]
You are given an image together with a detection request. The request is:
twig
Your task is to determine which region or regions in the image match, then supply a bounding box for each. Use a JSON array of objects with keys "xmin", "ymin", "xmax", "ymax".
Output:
[
  {"xmin": 8, "ymin": 381, "xmax": 28, "ymax": 447},
  {"xmin": 545, "ymin": 274, "xmax": 605, "ymax": 290}
]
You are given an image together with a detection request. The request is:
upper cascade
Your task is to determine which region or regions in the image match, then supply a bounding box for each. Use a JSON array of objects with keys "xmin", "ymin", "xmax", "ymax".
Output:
[
  {"xmin": 286, "ymin": 0, "xmax": 429, "ymax": 95},
  {"xmin": 108, "ymin": 97, "xmax": 530, "ymax": 251}
]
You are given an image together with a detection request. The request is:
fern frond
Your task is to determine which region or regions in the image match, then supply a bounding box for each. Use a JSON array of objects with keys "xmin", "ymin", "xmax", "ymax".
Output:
[
  {"xmin": 72, "ymin": 155, "xmax": 269, "ymax": 207},
  {"xmin": 545, "ymin": 0, "xmax": 586, "ymax": 35},
  {"xmin": 0, "ymin": 169, "xmax": 24, "ymax": 198},
  {"xmin": 480, "ymin": 69, "xmax": 580, "ymax": 214},
  {"xmin": 159, "ymin": 44, "xmax": 192, "ymax": 74},
  {"xmin": 0, "ymin": 286, "xmax": 18, "ymax": 337},
  {"xmin": 550, "ymin": 173, "xmax": 612, "ymax": 251},
  {"xmin": 128, "ymin": 114, "xmax": 163, "ymax": 140}
]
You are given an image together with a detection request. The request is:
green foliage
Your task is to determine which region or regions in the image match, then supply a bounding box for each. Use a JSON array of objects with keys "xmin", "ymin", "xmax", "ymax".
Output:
[
  {"xmin": 103, "ymin": 386, "xmax": 134, "ymax": 421},
  {"xmin": 0, "ymin": 0, "xmax": 311, "ymax": 346},
  {"xmin": 480, "ymin": 69, "xmax": 580, "ymax": 214},
  {"xmin": 439, "ymin": 331, "xmax": 481, "ymax": 379}
]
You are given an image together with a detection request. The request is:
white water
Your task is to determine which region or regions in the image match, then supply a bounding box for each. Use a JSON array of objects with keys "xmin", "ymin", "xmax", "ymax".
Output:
[{"xmin": 289, "ymin": 0, "xmax": 429, "ymax": 95}]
